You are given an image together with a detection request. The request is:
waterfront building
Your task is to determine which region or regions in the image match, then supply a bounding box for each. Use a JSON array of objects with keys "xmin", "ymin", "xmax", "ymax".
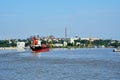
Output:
[
  {"xmin": 81, "ymin": 38, "xmax": 100, "ymax": 41},
  {"xmin": 53, "ymin": 43, "xmax": 63, "ymax": 47},
  {"xmin": 63, "ymin": 41, "xmax": 67, "ymax": 47},
  {"xmin": 17, "ymin": 42, "xmax": 25, "ymax": 49},
  {"xmin": 67, "ymin": 37, "xmax": 80, "ymax": 43}
]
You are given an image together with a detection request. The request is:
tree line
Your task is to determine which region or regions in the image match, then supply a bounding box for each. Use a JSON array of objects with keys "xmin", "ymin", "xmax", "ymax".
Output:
[{"xmin": 0, "ymin": 39, "xmax": 120, "ymax": 48}]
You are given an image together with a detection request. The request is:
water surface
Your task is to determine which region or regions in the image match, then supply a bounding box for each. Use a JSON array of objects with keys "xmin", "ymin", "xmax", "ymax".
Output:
[{"xmin": 0, "ymin": 48, "xmax": 120, "ymax": 80}]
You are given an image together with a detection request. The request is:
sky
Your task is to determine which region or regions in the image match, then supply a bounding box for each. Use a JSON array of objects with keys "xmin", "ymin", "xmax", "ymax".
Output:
[{"xmin": 0, "ymin": 0, "xmax": 120, "ymax": 40}]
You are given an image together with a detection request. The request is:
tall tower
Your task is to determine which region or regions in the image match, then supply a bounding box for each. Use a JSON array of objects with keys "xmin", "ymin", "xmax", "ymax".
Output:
[
  {"xmin": 65, "ymin": 27, "xmax": 67, "ymax": 39},
  {"xmin": 64, "ymin": 27, "xmax": 67, "ymax": 47}
]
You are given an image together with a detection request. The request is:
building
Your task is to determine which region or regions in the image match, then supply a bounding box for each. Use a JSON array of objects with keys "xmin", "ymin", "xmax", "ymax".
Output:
[
  {"xmin": 17, "ymin": 42, "xmax": 25, "ymax": 49},
  {"xmin": 81, "ymin": 37, "xmax": 100, "ymax": 41}
]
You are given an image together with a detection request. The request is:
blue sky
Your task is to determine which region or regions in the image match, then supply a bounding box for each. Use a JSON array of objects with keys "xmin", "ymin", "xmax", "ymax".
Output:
[{"xmin": 0, "ymin": 0, "xmax": 120, "ymax": 40}]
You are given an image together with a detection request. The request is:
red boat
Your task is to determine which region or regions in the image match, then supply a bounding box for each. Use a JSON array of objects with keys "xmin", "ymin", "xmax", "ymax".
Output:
[{"xmin": 30, "ymin": 37, "xmax": 49, "ymax": 52}]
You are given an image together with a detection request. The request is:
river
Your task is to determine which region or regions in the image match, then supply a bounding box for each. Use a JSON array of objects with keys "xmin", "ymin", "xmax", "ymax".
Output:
[{"xmin": 0, "ymin": 48, "xmax": 120, "ymax": 80}]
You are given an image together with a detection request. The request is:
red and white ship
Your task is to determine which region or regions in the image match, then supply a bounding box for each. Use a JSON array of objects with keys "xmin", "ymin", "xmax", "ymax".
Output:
[{"xmin": 30, "ymin": 37, "xmax": 49, "ymax": 52}]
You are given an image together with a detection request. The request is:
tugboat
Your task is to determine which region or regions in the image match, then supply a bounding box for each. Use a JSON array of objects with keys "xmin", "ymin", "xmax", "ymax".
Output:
[{"xmin": 30, "ymin": 36, "xmax": 49, "ymax": 52}]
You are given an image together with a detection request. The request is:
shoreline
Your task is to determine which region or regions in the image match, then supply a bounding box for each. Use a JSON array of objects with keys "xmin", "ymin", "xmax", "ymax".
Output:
[
  {"xmin": 0, "ymin": 47, "xmax": 26, "ymax": 50},
  {"xmin": 0, "ymin": 46, "xmax": 113, "ymax": 50}
]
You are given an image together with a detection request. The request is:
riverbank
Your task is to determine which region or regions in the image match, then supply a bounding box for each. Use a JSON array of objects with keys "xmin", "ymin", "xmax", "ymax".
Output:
[{"xmin": 0, "ymin": 47, "xmax": 17, "ymax": 50}]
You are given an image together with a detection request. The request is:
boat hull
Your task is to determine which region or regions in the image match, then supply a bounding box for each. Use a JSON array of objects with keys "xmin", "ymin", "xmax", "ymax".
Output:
[
  {"xmin": 113, "ymin": 48, "xmax": 120, "ymax": 52},
  {"xmin": 30, "ymin": 45, "xmax": 49, "ymax": 52}
]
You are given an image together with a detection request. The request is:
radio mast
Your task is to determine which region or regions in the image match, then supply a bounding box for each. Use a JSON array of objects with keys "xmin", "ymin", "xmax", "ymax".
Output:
[
  {"xmin": 64, "ymin": 27, "xmax": 67, "ymax": 47},
  {"xmin": 65, "ymin": 27, "xmax": 67, "ymax": 39}
]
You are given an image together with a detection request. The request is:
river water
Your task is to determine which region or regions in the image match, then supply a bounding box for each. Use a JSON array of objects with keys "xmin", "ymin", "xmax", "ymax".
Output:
[{"xmin": 0, "ymin": 48, "xmax": 120, "ymax": 80}]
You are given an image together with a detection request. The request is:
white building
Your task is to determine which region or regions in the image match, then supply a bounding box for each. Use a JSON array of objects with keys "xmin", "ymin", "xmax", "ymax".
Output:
[
  {"xmin": 81, "ymin": 38, "xmax": 100, "ymax": 41},
  {"xmin": 17, "ymin": 42, "xmax": 25, "ymax": 49},
  {"xmin": 63, "ymin": 41, "xmax": 67, "ymax": 46},
  {"xmin": 67, "ymin": 37, "xmax": 80, "ymax": 43},
  {"xmin": 53, "ymin": 43, "xmax": 63, "ymax": 47}
]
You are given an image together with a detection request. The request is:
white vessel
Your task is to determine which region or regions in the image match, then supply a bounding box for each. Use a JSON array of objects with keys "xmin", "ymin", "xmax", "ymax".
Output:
[{"xmin": 113, "ymin": 48, "xmax": 120, "ymax": 52}]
